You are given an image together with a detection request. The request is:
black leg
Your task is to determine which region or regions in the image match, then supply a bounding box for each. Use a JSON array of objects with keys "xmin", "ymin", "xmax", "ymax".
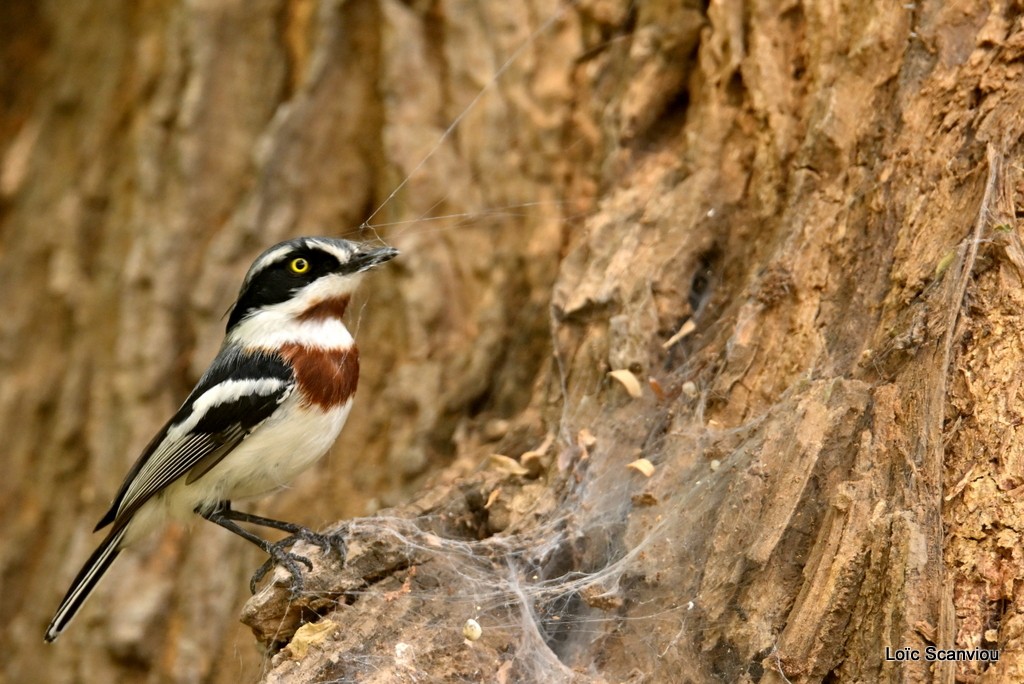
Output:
[
  {"xmin": 215, "ymin": 507, "xmax": 309, "ymax": 536},
  {"xmin": 200, "ymin": 502, "xmax": 347, "ymax": 593},
  {"xmin": 217, "ymin": 503, "xmax": 347, "ymax": 558},
  {"xmin": 199, "ymin": 505, "xmax": 313, "ymax": 594}
]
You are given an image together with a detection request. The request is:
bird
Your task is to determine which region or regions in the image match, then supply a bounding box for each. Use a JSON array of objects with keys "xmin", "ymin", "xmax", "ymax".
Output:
[{"xmin": 44, "ymin": 236, "xmax": 398, "ymax": 643}]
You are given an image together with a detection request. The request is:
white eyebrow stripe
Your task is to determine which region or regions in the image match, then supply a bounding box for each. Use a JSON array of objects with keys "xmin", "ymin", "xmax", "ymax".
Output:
[
  {"xmin": 306, "ymin": 239, "xmax": 354, "ymax": 262},
  {"xmin": 245, "ymin": 245, "xmax": 294, "ymax": 283}
]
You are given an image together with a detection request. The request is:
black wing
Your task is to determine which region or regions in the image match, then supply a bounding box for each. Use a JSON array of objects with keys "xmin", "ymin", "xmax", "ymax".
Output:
[{"xmin": 94, "ymin": 346, "xmax": 294, "ymax": 531}]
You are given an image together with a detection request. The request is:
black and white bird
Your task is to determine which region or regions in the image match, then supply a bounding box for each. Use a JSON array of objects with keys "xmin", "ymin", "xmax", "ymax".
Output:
[{"xmin": 45, "ymin": 236, "xmax": 397, "ymax": 643}]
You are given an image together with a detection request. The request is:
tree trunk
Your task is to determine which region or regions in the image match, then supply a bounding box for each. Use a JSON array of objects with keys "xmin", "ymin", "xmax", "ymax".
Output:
[{"xmin": 2, "ymin": 0, "xmax": 1021, "ymax": 682}]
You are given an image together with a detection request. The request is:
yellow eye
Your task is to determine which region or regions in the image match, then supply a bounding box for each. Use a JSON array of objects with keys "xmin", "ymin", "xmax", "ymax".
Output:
[{"xmin": 289, "ymin": 257, "xmax": 310, "ymax": 274}]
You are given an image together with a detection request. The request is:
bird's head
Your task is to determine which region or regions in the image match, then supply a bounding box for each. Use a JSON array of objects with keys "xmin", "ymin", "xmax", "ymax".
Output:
[{"xmin": 225, "ymin": 237, "xmax": 398, "ymax": 342}]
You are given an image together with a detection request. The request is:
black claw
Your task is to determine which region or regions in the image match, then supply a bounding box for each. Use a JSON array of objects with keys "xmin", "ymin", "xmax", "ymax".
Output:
[
  {"xmin": 247, "ymin": 530, "xmax": 348, "ymax": 594},
  {"xmin": 249, "ymin": 539, "xmax": 314, "ymax": 594},
  {"xmin": 293, "ymin": 553, "xmax": 314, "ymax": 572},
  {"xmin": 294, "ymin": 529, "xmax": 347, "ymax": 557},
  {"xmin": 200, "ymin": 505, "xmax": 347, "ymax": 594},
  {"xmin": 250, "ymin": 562, "xmax": 269, "ymax": 593}
]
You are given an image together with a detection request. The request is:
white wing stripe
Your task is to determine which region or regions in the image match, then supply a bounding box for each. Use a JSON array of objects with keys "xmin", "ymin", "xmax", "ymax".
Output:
[{"xmin": 177, "ymin": 378, "xmax": 287, "ymax": 435}]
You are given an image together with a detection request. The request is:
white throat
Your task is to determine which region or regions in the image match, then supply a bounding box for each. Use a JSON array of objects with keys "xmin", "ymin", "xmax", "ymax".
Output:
[{"xmin": 227, "ymin": 273, "xmax": 361, "ymax": 349}]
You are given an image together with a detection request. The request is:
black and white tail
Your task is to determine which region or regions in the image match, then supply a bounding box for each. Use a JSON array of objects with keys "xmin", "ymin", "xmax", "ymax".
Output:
[{"xmin": 44, "ymin": 525, "xmax": 127, "ymax": 642}]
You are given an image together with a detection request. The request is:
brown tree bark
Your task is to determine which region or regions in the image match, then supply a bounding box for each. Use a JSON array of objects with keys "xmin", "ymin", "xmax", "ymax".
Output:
[{"xmin": 2, "ymin": 0, "xmax": 1022, "ymax": 682}]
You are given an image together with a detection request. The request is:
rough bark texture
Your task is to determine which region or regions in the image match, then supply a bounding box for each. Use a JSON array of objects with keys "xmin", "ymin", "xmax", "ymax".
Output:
[{"xmin": 3, "ymin": 0, "xmax": 1024, "ymax": 682}]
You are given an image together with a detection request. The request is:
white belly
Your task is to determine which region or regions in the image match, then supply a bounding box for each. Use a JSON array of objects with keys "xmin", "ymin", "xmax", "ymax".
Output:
[{"xmin": 202, "ymin": 396, "xmax": 352, "ymax": 502}]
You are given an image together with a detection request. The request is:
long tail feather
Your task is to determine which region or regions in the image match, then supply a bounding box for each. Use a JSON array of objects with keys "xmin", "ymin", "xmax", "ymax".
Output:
[{"xmin": 44, "ymin": 525, "xmax": 127, "ymax": 642}]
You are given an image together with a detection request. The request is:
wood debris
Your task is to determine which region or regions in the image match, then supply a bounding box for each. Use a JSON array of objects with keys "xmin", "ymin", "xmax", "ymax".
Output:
[
  {"xmin": 609, "ymin": 369, "xmax": 643, "ymax": 398},
  {"xmin": 662, "ymin": 319, "xmax": 696, "ymax": 348},
  {"xmin": 486, "ymin": 454, "xmax": 530, "ymax": 476},
  {"xmin": 627, "ymin": 458, "xmax": 655, "ymax": 477}
]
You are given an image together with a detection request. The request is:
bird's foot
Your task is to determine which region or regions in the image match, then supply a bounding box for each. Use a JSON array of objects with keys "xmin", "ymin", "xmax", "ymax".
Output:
[
  {"xmin": 291, "ymin": 528, "xmax": 348, "ymax": 558},
  {"xmin": 250, "ymin": 540, "xmax": 313, "ymax": 594},
  {"xmin": 249, "ymin": 529, "xmax": 347, "ymax": 594}
]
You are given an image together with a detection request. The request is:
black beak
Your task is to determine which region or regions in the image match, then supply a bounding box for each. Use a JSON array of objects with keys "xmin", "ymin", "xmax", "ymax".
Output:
[{"xmin": 348, "ymin": 245, "xmax": 399, "ymax": 273}]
